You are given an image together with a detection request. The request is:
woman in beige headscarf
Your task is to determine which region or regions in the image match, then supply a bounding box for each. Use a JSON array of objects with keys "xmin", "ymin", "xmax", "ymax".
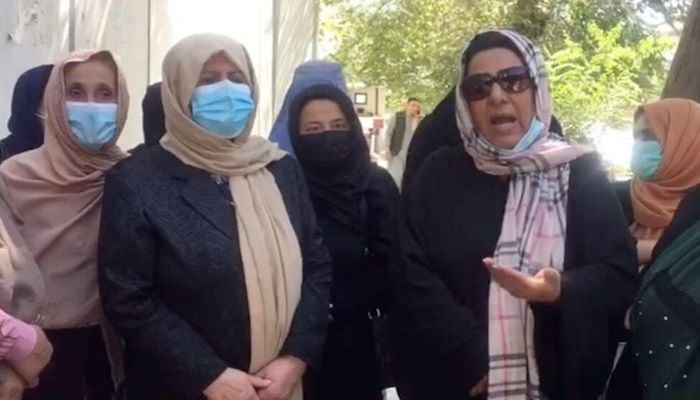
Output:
[
  {"xmin": 98, "ymin": 34, "xmax": 332, "ymax": 400},
  {"xmin": 0, "ymin": 50, "xmax": 129, "ymax": 399}
]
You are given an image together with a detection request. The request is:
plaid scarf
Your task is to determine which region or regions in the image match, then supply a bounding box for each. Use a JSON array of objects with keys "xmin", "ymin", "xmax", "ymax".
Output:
[{"xmin": 455, "ymin": 30, "xmax": 592, "ymax": 399}]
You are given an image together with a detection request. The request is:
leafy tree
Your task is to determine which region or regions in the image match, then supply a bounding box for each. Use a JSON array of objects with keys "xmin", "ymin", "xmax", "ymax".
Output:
[
  {"xmin": 661, "ymin": 0, "xmax": 700, "ymax": 100},
  {"xmin": 323, "ymin": 0, "xmax": 674, "ymax": 139},
  {"xmin": 548, "ymin": 24, "xmax": 672, "ymax": 137},
  {"xmin": 639, "ymin": 0, "xmax": 692, "ymax": 33}
]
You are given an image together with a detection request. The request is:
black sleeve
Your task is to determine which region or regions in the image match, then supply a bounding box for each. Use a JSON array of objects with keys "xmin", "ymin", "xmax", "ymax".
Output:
[
  {"xmin": 367, "ymin": 167, "xmax": 401, "ymax": 311},
  {"xmin": 98, "ymin": 169, "xmax": 227, "ymax": 399},
  {"xmin": 557, "ymin": 156, "xmax": 639, "ymax": 395},
  {"xmin": 562, "ymin": 157, "xmax": 638, "ymax": 320},
  {"xmin": 393, "ymin": 155, "xmax": 488, "ymax": 389},
  {"xmin": 280, "ymin": 162, "xmax": 332, "ymax": 368},
  {"xmin": 652, "ymin": 186, "xmax": 700, "ymax": 262}
]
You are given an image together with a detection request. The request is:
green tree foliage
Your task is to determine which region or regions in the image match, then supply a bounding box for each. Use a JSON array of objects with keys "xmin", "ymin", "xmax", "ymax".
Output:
[{"xmin": 324, "ymin": 0, "xmax": 674, "ymax": 139}]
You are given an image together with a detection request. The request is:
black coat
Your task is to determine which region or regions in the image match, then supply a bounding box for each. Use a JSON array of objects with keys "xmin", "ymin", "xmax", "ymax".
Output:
[
  {"xmin": 98, "ymin": 147, "xmax": 332, "ymax": 400},
  {"xmin": 391, "ymin": 148, "xmax": 638, "ymax": 400},
  {"xmin": 317, "ymin": 165, "xmax": 399, "ymax": 315}
]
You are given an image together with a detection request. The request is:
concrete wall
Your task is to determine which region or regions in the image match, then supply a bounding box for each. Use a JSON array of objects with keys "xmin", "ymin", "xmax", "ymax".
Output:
[{"xmin": 0, "ymin": 0, "xmax": 317, "ymax": 150}]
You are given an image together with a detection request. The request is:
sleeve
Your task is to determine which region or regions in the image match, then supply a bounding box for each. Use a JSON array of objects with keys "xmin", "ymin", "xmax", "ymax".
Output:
[
  {"xmin": 392, "ymin": 155, "xmax": 488, "ymax": 389},
  {"xmin": 97, "ymin": 169, "xmax": 228, "ymax": 399},
  {"xmin": 367, "ymin": 168, "xmax": 401, "ymax": 311},
  {"xmin": 560, "ymin": 160, "xmax": 638, "ymax": 320},
  {"xmin": 280, "ymin": 163, "xmax": 332, "ymax": 368},
  {"xmin": 382, "ymin": 115, "xmax": 397, "ymax": 154},
  {"xmin": 0, "ymin": 308, "xmax": 36, "ymax": 363},
  {"xmin": 652, "ymin": 186, "xmax": 700, "ymax": 262},
  {"xmin": 554, "ymin": 156, "xmax": 639, "ymax": 395}
]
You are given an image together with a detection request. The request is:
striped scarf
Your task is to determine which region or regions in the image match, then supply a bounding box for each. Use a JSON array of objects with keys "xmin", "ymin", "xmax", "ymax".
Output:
[{"xmin": 455, "ymin": 30, "xmax": 592, "ymax": 399}]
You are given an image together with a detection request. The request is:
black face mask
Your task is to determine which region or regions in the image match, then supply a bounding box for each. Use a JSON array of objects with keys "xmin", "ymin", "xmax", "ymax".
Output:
[{"xmin": 297, "ymin": 130, "xmax": 359, "ymax": 173}]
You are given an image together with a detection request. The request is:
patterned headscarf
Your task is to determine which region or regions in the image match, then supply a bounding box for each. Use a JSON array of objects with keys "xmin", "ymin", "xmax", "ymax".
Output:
[{"xmin": 456, "ymin": 29, "xmax": 592, "ymax": 399}]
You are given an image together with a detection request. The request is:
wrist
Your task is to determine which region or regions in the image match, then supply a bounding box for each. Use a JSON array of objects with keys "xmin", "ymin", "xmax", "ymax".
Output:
[{"xmin": 283, "ymin": 356, "xmax": 307, "ymax": 373}]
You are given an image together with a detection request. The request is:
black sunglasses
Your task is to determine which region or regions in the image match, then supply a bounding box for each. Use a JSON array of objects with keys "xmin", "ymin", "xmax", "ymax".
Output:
[{"xmin": 461, "ymin": 66, "xmax": 533, "ymax": 101}]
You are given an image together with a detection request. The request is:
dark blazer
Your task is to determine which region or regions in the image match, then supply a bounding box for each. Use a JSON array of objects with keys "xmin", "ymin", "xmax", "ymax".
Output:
[
  {"xmin": 392, "ymin": 149, "xmax": 638, "ymax": 400},
  {"xmin": 98, "ymin": 146, "xmax": 332, "ymax": 400}
]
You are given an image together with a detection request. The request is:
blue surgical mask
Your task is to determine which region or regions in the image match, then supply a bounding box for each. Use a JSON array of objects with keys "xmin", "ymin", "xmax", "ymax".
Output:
[
  {"xmin": 509, "ymin": 117, "xmax": 545, "ymax": 153},
  {"xmin": 66, "ymin": 101, "xmax": 118, "ymax": 151},
  {"xmin": 631, "ymin": 140, "xmax": 663, "ymax": 181},
  {"xmin": 191, "ymin": 80, "xmax": 255, "ymax": 138}
]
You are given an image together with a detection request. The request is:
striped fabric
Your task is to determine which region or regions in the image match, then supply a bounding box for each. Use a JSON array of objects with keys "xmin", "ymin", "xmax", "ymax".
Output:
[{"xmin": 455, "ymin": 30, "xmax": 592, "ymax": 399}]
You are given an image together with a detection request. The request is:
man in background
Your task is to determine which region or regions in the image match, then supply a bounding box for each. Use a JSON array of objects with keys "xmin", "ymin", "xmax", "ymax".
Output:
[{"xmin": 383, "ymin": 97, "xmax": 423, "ymax": 186}]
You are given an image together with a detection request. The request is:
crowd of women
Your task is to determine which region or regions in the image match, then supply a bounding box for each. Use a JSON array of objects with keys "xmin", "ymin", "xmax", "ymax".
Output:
[{"xmin": 0, "ymin": 27, "xmax": 697, "ymax": 400}]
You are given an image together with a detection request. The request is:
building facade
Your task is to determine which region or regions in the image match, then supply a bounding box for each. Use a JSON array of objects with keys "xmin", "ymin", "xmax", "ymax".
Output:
[{"xmin": 0, "ymin": 0, "xmax": 319, "ymax": 149}]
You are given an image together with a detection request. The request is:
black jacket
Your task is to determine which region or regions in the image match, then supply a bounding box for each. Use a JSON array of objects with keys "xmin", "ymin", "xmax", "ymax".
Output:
[
  {"xmin": 98, "ymin": 147, "xmax": 332, "ymax": 400},
  {"xmin": 391, "ymin": 148, "xmax": 638, "ymax": 400}
]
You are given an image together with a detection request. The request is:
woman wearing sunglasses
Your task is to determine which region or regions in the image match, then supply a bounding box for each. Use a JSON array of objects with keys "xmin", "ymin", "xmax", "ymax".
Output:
[{"xmin": 390, "ymin": 29, "xmax": 637, "ymax": 400}]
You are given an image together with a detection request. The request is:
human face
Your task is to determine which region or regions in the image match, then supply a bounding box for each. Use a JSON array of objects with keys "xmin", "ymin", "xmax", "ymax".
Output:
[
  {"xmin": 465, "ymin": 48, "xmax": 535, "ymax": 149},
  {"xmin": 633, "ymin": 112, "xmax": 656, "ymax": 142},
  {"xmin": 197, "ymin": 52, "xmax": 248, "ymax": 87},
  {"xmin": 299, "ymin": 99, "xmax": 350, "ymax": 135},
  {"xmin": 407, "ymin": 100, "xmax": 422, "ymax": 117},
  {"xmin": 64, "ymin": 57, "xmax": 117, "ymax": 103}
]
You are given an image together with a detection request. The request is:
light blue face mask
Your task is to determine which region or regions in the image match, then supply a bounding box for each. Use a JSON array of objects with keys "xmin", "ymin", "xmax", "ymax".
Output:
[
  {"xmin": 191, "ymin": 80, "xmax": 255, "ymax": 138},
  {"xmin": 66, "ymin": 101, "xmax": 118, "ymax": 151},
  {"xmin": 503, "ymin": 116, "xmax": 545, "ymax": 153},
  {"xmin": 631, "ymin": 140, "xmax": 663, "ymax": 181}
]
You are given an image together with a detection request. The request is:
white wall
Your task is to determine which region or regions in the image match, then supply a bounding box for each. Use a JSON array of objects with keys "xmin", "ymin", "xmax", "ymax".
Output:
[
  {"xmin": 0, "ymin": 0, "xmax": 70, "ymax": 130},
  {"xmin": 0, "ymin": 0, "xmax": 317, "ymax": 149}
]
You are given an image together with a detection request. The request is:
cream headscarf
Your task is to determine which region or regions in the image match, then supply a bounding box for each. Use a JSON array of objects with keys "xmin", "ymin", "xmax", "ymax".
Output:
[
  {"xmin": 0, "ymin": 50, "xmax": 129, "ymax": 329},
  {"xmin": 159, "ymin": 34, "xmax": 303, "ymax": 389}
]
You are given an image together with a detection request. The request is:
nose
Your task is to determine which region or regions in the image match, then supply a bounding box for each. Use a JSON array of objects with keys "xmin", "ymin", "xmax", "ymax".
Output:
[{"xmin": 487, "ymin": 82, "xmax": 508, "ymax": 105}]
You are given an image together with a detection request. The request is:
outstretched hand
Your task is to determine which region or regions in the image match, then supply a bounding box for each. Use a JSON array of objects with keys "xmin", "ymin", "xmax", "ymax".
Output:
[{"xmin": 483, "ymin": 258, "xmax": 561, "ymax": 303}]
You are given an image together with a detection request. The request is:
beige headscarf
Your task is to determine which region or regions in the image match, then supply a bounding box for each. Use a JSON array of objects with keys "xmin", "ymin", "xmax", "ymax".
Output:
[
  {"xmin": 0, "ymin": 50, "xmax": 129, "ymax": 329},
  {"xmin": 159, "ymin": 34, "xmax": 303, "ymax": 389}
]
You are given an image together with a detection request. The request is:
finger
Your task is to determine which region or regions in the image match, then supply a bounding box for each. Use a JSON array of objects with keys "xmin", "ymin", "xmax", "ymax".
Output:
[
  {"xmin": 250, "ymin": 375, "xmax": 273, "ymax": 388},
  {"xmin": 490, "ymin": 267, "xmax": 523, "ymax": 288},
  {"xmin": 482, "ymin": 257, "xmax": 495, "ymax": 268},
  {"xmin": 25, "ymin": 377, "xmax": 39, "ymax": 389}
]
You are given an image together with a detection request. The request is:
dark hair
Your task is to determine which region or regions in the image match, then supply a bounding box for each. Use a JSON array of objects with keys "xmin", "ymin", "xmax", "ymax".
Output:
[
  {"xmin": 462, "ymin": 31, "xmax": 526, "ymax": 73},
  {"xmin": 407, "ymin": 97, "xmax": 420, "ymax": 103}
]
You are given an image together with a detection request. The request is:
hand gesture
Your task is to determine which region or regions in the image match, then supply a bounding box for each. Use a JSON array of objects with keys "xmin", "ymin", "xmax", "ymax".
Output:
[
  {"xmin": 0, "ymin": 364, "xmax": 25, "ymax": 400},
  {"xmin": 255, "ymin": 356, "xmax": 307, "ymax": 400},
  {"xmin": 484, "ymin": 258, "xmax": 561, "ymax": 303},
  {"xmin": 12, "ymin": 326, "xmax": 53, "ymax": 388},
  {"xmin": 203, "ymin": 368, "xmax": 271, "ymax": 400}
]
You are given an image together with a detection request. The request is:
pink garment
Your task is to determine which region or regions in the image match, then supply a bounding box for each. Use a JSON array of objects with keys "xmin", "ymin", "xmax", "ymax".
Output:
[{"xmin": 0, "ymin": 308, "xmax": 36, "ymax": 363}]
